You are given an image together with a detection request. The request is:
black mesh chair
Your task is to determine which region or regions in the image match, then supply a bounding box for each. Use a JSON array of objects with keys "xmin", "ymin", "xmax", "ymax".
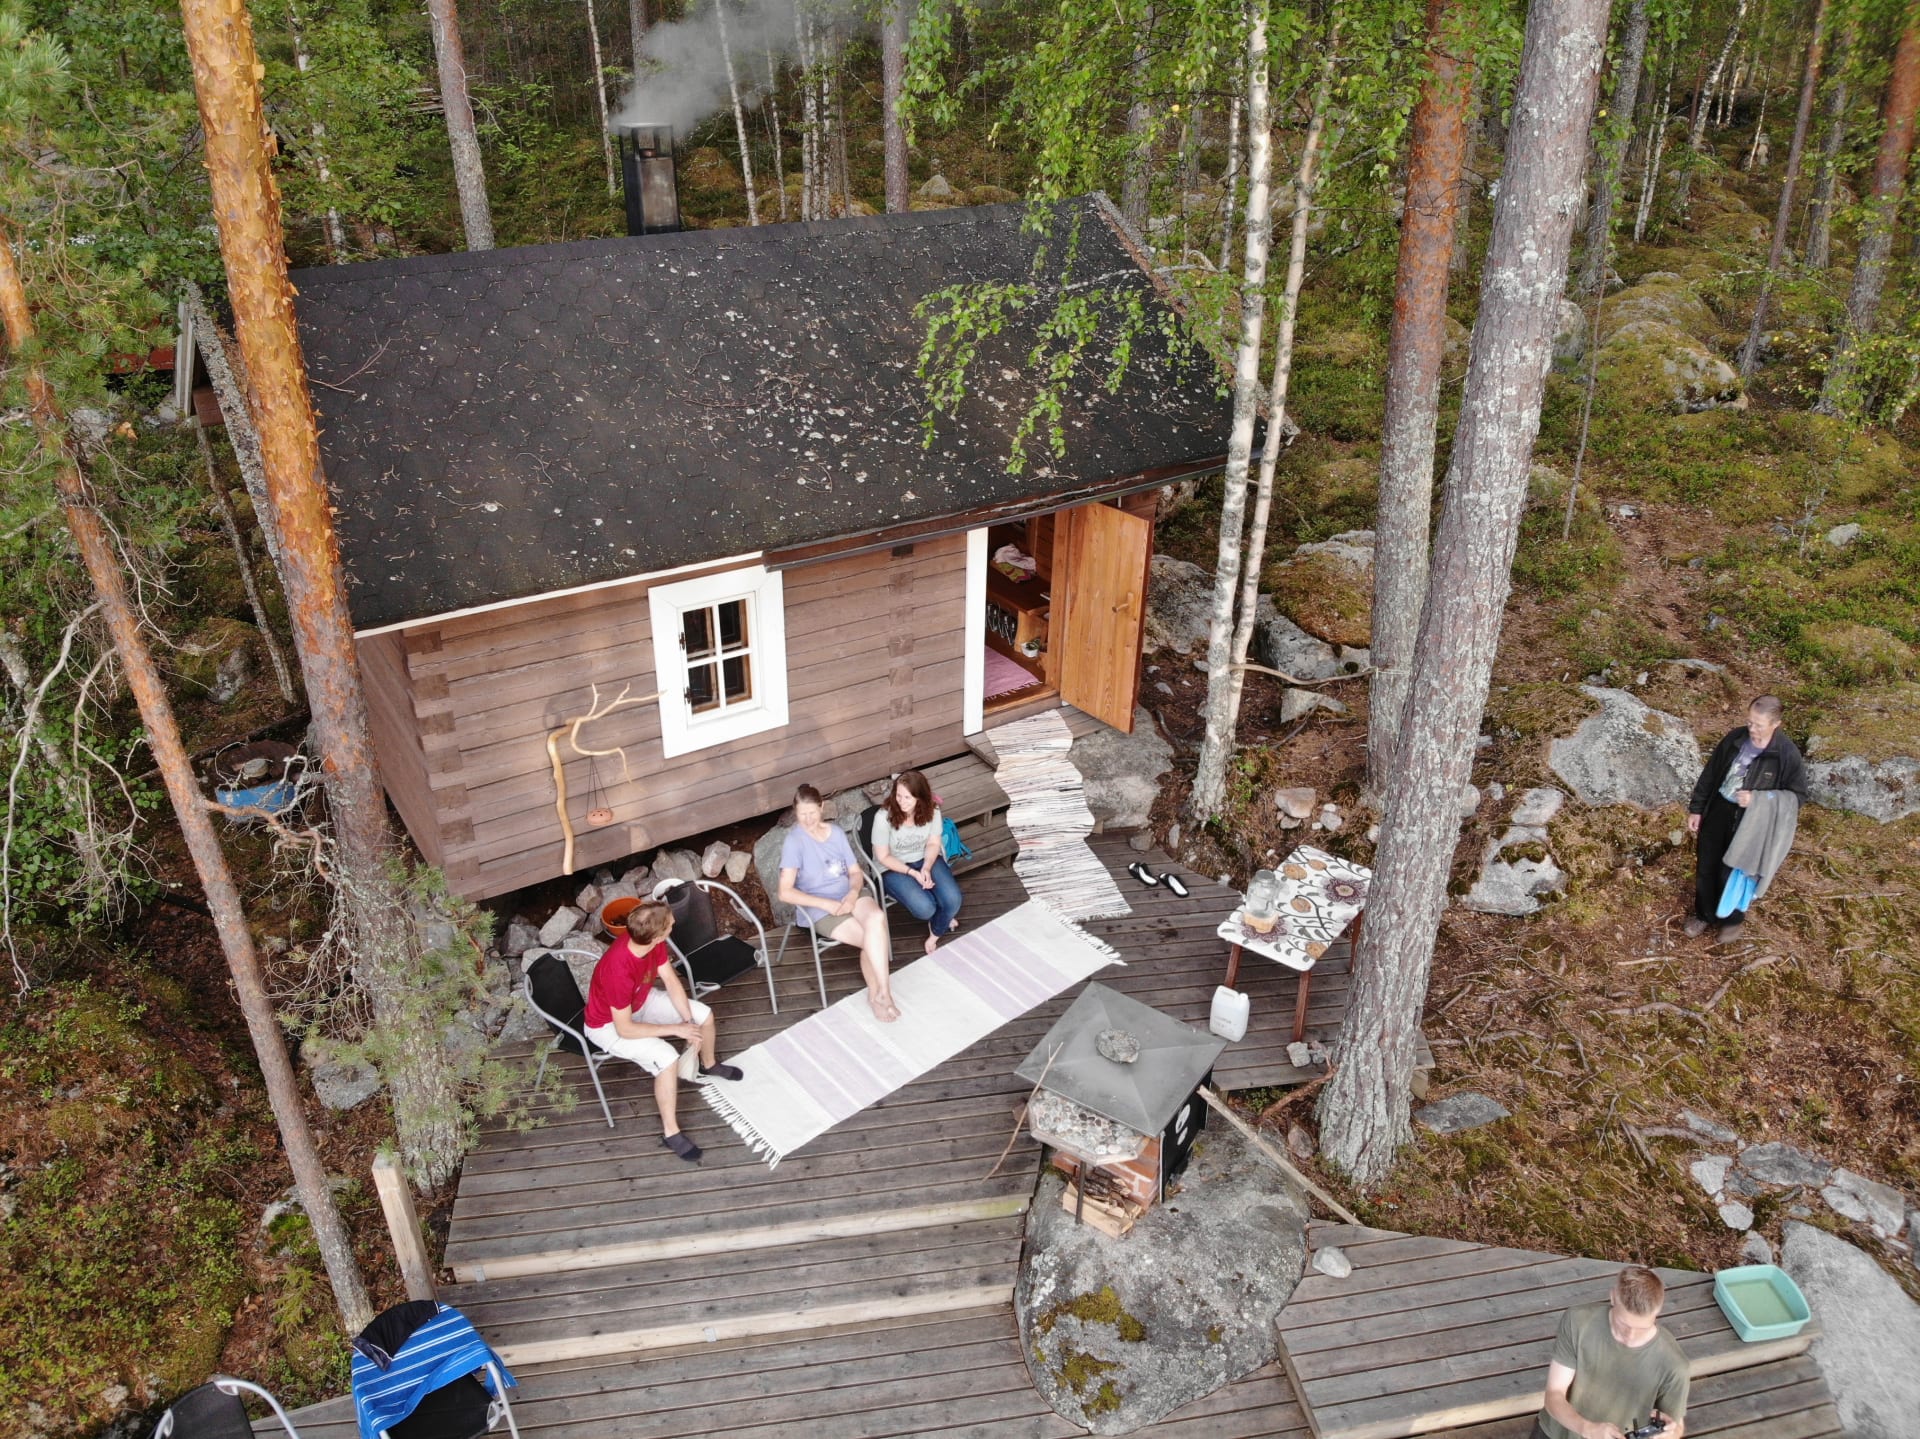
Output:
[
  {"xmin": 523, "ymin": 952, "xmax": 615, "ymax": 1127},
  {"xmin": 351, "ymin": 1301, "xmax": 520, "ymax": 1439},
  {"xmin": 657, "ymin": 878, "xmax": 771, "ymax": 1005},
  {"xmin": 151, "ymin": 1376, "xmax": 303, "ymax": 1438}
]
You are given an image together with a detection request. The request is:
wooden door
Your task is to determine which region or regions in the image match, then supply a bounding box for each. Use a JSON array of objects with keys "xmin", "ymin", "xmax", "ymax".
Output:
[{"xmin": 1055, "ymin": 502, "xmax": 1152, "ymax": 733}]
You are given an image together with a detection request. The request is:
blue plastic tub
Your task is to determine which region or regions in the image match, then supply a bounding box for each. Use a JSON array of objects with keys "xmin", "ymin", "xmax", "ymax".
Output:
[
  {"xmin": 214, "ymin": 778, "xmax": 300, "ymax": 818},
  {"xmin": 1713, "ymin": 1264, "xmax": 1811, "ymax": 1342}
]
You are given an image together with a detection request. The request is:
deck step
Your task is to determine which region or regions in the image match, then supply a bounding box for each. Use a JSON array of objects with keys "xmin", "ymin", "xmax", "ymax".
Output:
[{"xmin": 446, "ymin": 1216, "xmax": 1026, "ymax": 1367}]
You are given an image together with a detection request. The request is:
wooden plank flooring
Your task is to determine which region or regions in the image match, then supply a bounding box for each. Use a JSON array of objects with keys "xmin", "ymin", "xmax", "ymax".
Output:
[
  {"xmin": 444, "ymin": 835, "xmax": 1368, "ymax": 1282},
  {"xmin": 1276, "ymin": 1224, "xmax": 1824, "ymax": 1439}
]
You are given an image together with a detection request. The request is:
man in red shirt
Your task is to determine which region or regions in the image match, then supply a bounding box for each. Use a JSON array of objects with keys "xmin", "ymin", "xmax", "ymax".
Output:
[{"xmin": 583, "ymin": 899, "xmax": 742, "ymax": 1162}]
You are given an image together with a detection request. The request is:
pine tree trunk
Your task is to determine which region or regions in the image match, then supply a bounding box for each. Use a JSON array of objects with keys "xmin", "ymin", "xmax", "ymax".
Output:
[
  {"xmin": 1579, "ymin": 0, "xmax": 1650, "ymax": 295},
  {"xmin": 1369, "ymin": 0, "xmax": 1475, "ymax": 801},
  {"xmin": 1317, "ymin": 0, "xmax": 1610, "ymax": 1188},
  {"xmin": 1805, "ymin": 28, "xmax": 1851, "ymax": 269},
  {"xmin": 182, "ymin": 283, "xmax": 283, "ymax": 572},
  {"xmin": 1676, "ymin": 0, "xmax": 1750, "ymax": 216},
  {"xmin": 1818, "ymin": 13, "xmax": 1920, "ymax": 414},
  {"xmin": 424, "ymin": 0, "xmax": 494, "ymax": 250},
  {"xmin": 1740, "ymin": 0, "xmax": 1829, "ymax": 378},
  {"xmin": 1186, "ymin": 0, "xmax": 1276, "ymax": 826},
  {"xmin": 287, "ymin": 5, "xmax": 345, "ymax": 261},
  {"xmin": 881, "ymin": 0, "xmax": 910, "ymax": 214},
  {"xmin": 716, "ymin": 0, "xmax": 759, "ymax": 224},
  {"xmin": 1633, "ymin": 49, "xmax": 1674, "ymax": 242},
  {"xmin": 179, "ymin": 0, "xmax": 470, "ymax": 1188},
  {"xmin": 628, "ymin": 0, "xmax": 647, "ymax": 69},
  {"xmin": 0, "ymin": 225, "xmax": 372, "ymax": 1334},
  {"xmin": 586, "ymin": 0, "xmax": 617, "ymax": 198}
]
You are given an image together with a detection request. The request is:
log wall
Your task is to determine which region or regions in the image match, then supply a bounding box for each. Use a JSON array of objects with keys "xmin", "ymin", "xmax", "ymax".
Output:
[{"xmin": 367, "ymin": 538, "xmax": 971, "ymax": 900}]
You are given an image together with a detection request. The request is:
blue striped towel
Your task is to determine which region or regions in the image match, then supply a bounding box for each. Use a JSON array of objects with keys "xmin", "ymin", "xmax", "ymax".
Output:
[{"xmin": 350, "ymin": 1304, "xmax": 515, "ymax": 1438}]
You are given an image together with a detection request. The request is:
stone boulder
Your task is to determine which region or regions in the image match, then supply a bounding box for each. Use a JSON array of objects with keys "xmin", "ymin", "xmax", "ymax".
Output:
[
  {"xmin": 1268, "ymin": 531, "xmax": 1374, "ymax": 647},
  {"xmin": 1462, "ymin": 804, "xmax": 1567, "ymax": 917},
  {"xmin": 1068, "ymin": 708, "xmax": 1173, "ymax": 829},
  {"xmin": 651, "ymin": 848, "xmax": 702, "ymax": 884},
  {"xmin": 1808, "ymin": 756, "xmax": 1920, "ymax": 824},
  {"xmin": 174, "ymin": 617, "xmax": 259, "ymax": 702},
  {"xmin": 1803, "ymin": 682, "xmax": 1920, "ymax": 822},
  {"xmin": 753, "ymin": 822, "xmax": 797, "ymax": 925},
  {"xmin": 1781, "ymin": 1222, "xmax": 1920, "ymax": 1439},
  {"xmin": 1596, "ymin": 277, "xmax": 1719, "ymax": 343},
  {"xmin": 1551, "ymin": 297, "xmax": 1587, "ymax": 365},
  {"xmin": 1143, "ymin": 555, "xmax": 1216, "ymax": 655},
  {"xmin": 1017, "ymin": 1128, "xmax": 1308, "ymax": 1434},
  {"xmin": 307, "ymin": 1056, "xmax": 381, "ymax": 1111},
  {"xmin": 1254, "ymin": 606, "xmax": 1349, "ymax": 682},
  {"xmin": 1547, "ymin": 686, "xmax": 1702, "ymax": 809},
  {"xmin": 1596, "ymin": 320, "xmax": 1743, "ymax": 413}
]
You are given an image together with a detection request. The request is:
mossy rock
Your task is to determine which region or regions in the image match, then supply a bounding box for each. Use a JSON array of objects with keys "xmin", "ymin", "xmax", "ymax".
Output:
[
  {"xmin": 1300, "ymin": 329, "xmax": 1377, "ymax": 366},
  {"xmin": 1596, "ymin": 320, "xmax": 1743, "ymax": 413},
  {"xmin": 1312, "ymin": 455, "xmax": 1380, "ymax": 511},
  {"xmin": 1527, "ymin": 461, "xmax": 1598, "ymax": 515},
  {"xmin": 1805, "ymin": 683, "xmax": 1920, "ymax": 764},
  {"xmin": 968, "ymin": 184, "xmax": 1020, "ymax": 205},
  {"xmin": 1596, "ymin": 281, "xmax": 1718, "ymax": 344},
  {"xmin": 1693, "ymin": 204, "xmax": 1771, "ymax": 257},
  {"xmin": 1799, "ymin": 622, "xmax": 1916, "ymax": 685},
  {"xmin": 680, "ymin": 146, "xmax": 743, "ymax": 196},
  {"xmin": 171, "ymin": 616, "xmax": 259, "ymax": 698},
  {"xmin": 1267, "ymin": 541, "xmax": 1372, "ymax": 646},
  {"xmin": 1833, "ymin": 433, "xmax": 1911, "ymax": 505},
  {"xmin": 1618, "ymin": 247, "xmax": 1724, "ymax": 284}
]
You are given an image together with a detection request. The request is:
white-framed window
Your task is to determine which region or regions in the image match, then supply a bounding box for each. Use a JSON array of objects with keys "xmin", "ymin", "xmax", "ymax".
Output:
[{"xmin": 649, "ymin": 565, "xmax": 789, "ymax": 758}]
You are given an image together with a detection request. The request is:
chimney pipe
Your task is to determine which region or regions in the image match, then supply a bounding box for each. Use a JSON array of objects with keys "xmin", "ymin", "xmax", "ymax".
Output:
[{"xmin": 615, "ymin": 123, "xmax": 681, "ymax": 237}]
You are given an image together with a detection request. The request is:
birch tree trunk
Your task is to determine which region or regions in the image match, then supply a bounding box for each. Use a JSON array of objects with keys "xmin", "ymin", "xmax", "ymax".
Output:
[
  {"xmin": 766, "ymin": 51, "xmax": 789, "ymax": 220},
  {"xmin": 1742, "ymin": 78, "xmax": 1771, "ymax": 171},
  {"xmin": 881, "ymin": 0, "xmax": 910, "ymax": 214},
  {"xmin": 1226, "ymin": 43, "xmax": 1338, "ymax": 733},
  {"xmin": 795, "ymin": 12, "xmax": 817, "ymax": 220},
  {"xmin": 1739, "ymin": 0, "xmax": 1829, "ymax": 379},
  {"xmin": 197, "ymin": 419, "xmax": 296, "ymax": 703},
  {"xmin": 1120, "ymin": 14, "xmax": 1155, "ymax": 235},
  {"xmin": 628, "ymin": 0, "xmax": 646, "ymax": 70},
  {"xmin": 1185, "ymin": 0, "xmax": 1275, "ymax": 826},
  {"xmin": 1817, "ymin": 13, "xmax": 1920, "ymax": 414},
  {"xmin": 179, "ymin": 0, "xmax": 470, "ymax": 1188},
  {"xmin": 0, "ymin": 226, "xmax": 372, "ymax": 1334},
  {"xmin": 1317, "ymin": 0, "xmax": 1610, "ymax": 1188},
  {"xmin": 586, "ymin": 0, "xmax": 617, "ymax": 199},
  {"xmin": 1218, "ymin": 92, "xmax": 1242, "ymax": 271},
  {"xmin": 1369, "ymin": 0, "xmax": 1475, "ymax": 800},
  {"xmin": 1675, "ymin": 0, "xmax": 1750, "ymax": 216},
  {"xmin": 1633, "ymin": 49, "xmax": 1674, "ymax": 241},
  {"xmin": 287, "ymin": 5, "xmax": 345, "ymax": 261},
  {"xmin": 831, "ymin": 51, "xmax": 851, "ymax": 216},
  {"xmin": 1579, "ymin": 0, "xmax": 1650, "ymax": 295},
  {"xmin": 715, "ymin": 0, "xmax": 759, "ymax": 225},
  {"xmin": 424, "ymin": 0, "xmax": 495, "ymax": 251},
  {"xmin": 1804, "ymin": 28, "xmax": 1851, "ymax": 270}
]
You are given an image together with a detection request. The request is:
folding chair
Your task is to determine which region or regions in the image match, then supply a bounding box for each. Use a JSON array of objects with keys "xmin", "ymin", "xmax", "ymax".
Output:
[
  {"xmin": 351, "ymin": 1301, "xmax": 520, "ymax": 1439},
  {"xmin": 152, "ymin": 1377, "xmax": 303, "ymax": 1438},
  {"xmin": 847, "ymin": 806, "xmax": 899, "ymax": 925},
  {"xmin": 658, "ymin": 878, "xmax": 773, "ymax": 1008},
  {"xmin": 523, "ymin": 953, "xmax": 615, "ymax": 1128}
]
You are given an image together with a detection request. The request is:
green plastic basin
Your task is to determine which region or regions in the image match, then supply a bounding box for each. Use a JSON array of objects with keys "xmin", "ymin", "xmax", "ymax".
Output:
[{"xmin": 1713, "ymin": 1264, "xmax": 1811, "ymax": 1343}]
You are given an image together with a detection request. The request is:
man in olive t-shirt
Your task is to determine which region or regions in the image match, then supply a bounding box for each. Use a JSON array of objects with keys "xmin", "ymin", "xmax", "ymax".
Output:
[{"xmin": 1534, "ymin": 1266, "xmax": 1688, "ymax": 1439}]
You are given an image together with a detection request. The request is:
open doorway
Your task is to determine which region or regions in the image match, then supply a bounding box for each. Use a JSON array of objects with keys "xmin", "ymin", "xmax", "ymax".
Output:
[{"xmin": 982, "ymin": 516, "xmax": 1057, "ymax": 711}]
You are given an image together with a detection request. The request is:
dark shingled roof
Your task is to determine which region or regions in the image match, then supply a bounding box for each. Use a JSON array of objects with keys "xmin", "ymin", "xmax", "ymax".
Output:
[{"xmin": 293, "ymin": 197, "xmax": 1230, "ymax": 632}]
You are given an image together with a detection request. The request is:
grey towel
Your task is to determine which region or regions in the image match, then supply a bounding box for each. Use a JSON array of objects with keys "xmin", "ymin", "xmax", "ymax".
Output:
[{"xmin": 1723, "ymin": 789, "xmax": 1800, "ymax": 899}]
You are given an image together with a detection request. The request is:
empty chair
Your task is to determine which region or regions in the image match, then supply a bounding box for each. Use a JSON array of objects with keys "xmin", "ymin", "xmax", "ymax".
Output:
[
  {"xmin": 657, "ymin": 877, "xmax": 773, "ymax": 1007},
  {"xmin": 152, "ymin": 1377, "xmax": 304, "ymax": 1438},
  {"xmin": 523, "ymin": 952, "xmax": 616, "ymax": 1127},
  {"xmin": 351, "ymin": 1301, "xmax": 519, "ymax": 1439}
]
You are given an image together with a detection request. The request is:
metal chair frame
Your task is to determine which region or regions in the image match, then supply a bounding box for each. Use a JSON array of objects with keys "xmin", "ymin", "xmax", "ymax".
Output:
[
  {"xmin": 661, "ymin": 878, "xmax": 773, "ymax": 1009},
  {"xmin": 524, "ymin": 964, "xmax": 616, "ymax": 1129},
  {"xmin": 152, "ymin": 1375, "xmax": 304, "ymax": 1438}
]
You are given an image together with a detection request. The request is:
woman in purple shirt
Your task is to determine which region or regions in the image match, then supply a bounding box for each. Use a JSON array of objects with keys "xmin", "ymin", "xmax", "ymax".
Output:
[{"xmin": 778, "ymin": 784, "xmax": 898, "ymax": 1021}]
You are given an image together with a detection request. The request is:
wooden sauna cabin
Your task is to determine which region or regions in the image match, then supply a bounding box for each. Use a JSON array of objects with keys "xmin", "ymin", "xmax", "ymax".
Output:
[{"xmin": 291, "ymin": 197, "xmax": 1230, "ymax": 900}]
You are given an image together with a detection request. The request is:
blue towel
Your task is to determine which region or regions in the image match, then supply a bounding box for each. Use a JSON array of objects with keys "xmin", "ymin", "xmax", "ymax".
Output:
[
  {"xmin": 1717, "ymin": 866, "xmax": 1757, "ymax": 918},
  {"xmin": 351, "ymin": 1304, "xmax": 515, "ymax": 1438},
  {"xmin": 941, "ymin": 814, "xmax": 971, "ymax": 860}
]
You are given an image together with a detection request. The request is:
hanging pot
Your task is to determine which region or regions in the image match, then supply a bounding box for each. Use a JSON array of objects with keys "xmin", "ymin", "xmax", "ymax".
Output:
[{"xmin": 585, "ymin": 806, "xmax": 616, "ymax": 827}]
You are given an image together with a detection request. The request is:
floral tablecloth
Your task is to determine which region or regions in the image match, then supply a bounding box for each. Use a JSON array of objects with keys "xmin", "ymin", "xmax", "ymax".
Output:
[{"xmin": 1216, "ymin": 845, "xmax": 1371, "ymax": 972}]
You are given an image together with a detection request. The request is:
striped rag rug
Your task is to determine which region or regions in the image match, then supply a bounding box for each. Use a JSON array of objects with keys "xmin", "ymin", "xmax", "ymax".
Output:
[
  {"xmin": 990, "ymin": 710, "xmax": 1132, "ymax": 922},
  {"xmin": 700, "ymin": 900, "xmax": 1120, "ymax": 1166}
]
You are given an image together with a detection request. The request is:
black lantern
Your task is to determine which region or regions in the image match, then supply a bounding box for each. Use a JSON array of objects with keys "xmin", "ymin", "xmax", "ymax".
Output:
[{"xmin": 616, "ymin": 123, "xmax": 681, "ymax": 236}]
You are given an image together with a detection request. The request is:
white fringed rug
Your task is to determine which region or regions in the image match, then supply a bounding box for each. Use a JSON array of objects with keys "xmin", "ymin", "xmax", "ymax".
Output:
[
  {"xmin": 990, "ymin": 710, "xmax": 1132, "ymax": 922},
  {"xmin": 701, "ymin": 900, "xmax": 1120, "ymax": 1166}
]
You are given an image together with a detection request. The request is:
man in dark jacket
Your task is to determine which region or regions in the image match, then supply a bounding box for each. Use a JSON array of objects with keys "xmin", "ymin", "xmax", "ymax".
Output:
[{"xmin": 1686, "ymin": 695, "xmax": 1809, "ymax": 943}]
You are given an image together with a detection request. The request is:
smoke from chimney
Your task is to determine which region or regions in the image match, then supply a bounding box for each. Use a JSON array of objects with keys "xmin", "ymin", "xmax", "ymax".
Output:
[{"xmin": 614, "ymin": 0, "xmax": 855, "ymax": 137}]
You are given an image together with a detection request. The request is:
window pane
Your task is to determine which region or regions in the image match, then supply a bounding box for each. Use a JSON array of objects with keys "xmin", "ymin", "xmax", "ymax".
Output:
[
  {"xmin": 717, "ymin": 598, "xmax": 749, "ymax": 651},
  {"xmin": 682, "ymin": 607, "xmax": 715, "ymax": 660},
  {"xmin": 723, "ymin": 653, "xmax": 752, "ymax": 703},
  {"xmin": 687, "ymin": 662, "xmax": 718, "ymax": 713}
]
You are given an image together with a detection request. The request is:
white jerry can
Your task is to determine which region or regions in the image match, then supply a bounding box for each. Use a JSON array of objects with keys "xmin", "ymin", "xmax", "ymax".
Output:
[{"xmin": 1209, "ymin": 985, "xmax": 1251, "ymax": 1042}]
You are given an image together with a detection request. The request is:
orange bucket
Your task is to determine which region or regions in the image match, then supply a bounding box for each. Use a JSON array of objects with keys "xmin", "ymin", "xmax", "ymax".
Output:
[{"xmin": 600, "ymin": 896, "xmax": 640, "ymax": 937}]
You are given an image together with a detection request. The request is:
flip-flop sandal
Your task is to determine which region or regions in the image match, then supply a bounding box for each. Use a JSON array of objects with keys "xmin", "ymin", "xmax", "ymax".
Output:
[
  {"xmin": 1161, "ymin": 873, "xmax": 1190, "ymax": 898},
  {"xmin": 1127, "ymin": 862, "xmax": 1162, "ymax": 887},
  {"xmin": 661, "ymin": 1132, "xmax": 702, "ymax": 1163}
]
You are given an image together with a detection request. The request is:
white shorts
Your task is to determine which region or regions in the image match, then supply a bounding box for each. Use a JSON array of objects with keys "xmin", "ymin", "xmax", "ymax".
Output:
[{"xmin": 584, "ymin": 991, "xmax": 713, "ymax": 1076}]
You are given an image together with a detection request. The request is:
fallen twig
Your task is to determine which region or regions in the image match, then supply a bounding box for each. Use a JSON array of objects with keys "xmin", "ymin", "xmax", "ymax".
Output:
[
  {"xmin": 1703, "ymin": 955, "xmax": 1784, "ymax": 1012},
  {"xmin": 985, "ymin": 1043, "xmax": 1060, "ymax": 1180},
  {"xmin": 1198, "ymin": 1085, "xmax": 1362, "ymax": 1226},
  {"xmin": 1256, "ymin": 1064, "xmax": 1336, "ymax": 1122},
  {"xmin": 1607, "ymin": 1000, "xmax": 1706, "ymax": 1022}
]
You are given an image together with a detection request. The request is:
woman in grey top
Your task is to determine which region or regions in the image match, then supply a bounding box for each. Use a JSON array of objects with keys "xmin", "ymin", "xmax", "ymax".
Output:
[{"xmin": 872, "ymin": 769, "xmax": 964, "ymax": 955}]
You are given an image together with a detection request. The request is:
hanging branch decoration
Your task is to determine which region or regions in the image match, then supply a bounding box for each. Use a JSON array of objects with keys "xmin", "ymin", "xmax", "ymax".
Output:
[{"xmin": 546, "ymin": 682, "xmax": 663, "ymax": 873}]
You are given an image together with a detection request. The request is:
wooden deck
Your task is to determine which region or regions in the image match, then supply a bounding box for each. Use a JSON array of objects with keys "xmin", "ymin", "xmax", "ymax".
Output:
[
  {"xmin": 444, "ymin": 834, "xmax": 1379, "ymax": 1285},
  {"xmin": 1275, "ymin": 1223, "xmax": 1835, "ymax": 1439}
]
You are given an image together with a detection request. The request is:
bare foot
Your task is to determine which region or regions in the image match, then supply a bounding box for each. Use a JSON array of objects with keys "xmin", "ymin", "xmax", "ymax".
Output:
[
  {"xmin": 869, "ymin": 992, "xmax": 898, "ymax": 1023},
  {"xmin": 924, "ymin": 932, "xmax": 940, "ymax": 955}
]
